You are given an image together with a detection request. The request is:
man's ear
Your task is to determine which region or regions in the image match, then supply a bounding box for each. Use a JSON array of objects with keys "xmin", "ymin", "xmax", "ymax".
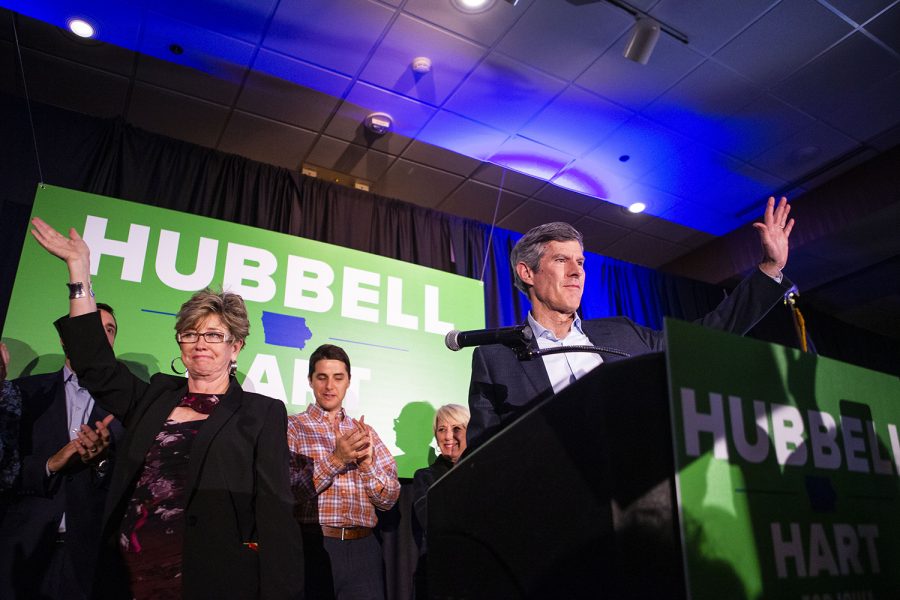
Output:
[{"xmin": 516, "ymin": 262, "xmax": 533, "ymax": 286}]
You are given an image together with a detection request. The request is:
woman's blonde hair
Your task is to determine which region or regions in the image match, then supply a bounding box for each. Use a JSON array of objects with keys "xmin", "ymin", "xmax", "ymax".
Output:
[{"xmin": 433, "ymin": 403, "xmax": 470, "ymax": 434}]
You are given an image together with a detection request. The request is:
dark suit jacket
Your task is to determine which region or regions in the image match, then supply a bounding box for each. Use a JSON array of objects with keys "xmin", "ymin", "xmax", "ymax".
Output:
[
  {"xmin": 57, "ymin": 311, "xmax": 304, "ymax": 600},
  {"xmin": 467, "ymin": 269, "xmax": 793, "ymax": 449},
  {"xmin": 0, "ymin": 369, "xmax": 121, "ymax": 599}
]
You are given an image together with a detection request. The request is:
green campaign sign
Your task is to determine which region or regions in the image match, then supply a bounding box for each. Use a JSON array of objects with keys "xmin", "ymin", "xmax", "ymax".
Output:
[
  {"xmin": 666, "ymin": 318, "xmax": 900, "ymax": 600},
  {"xmin": 2, "ymin": 185, "xmax": 485, "ymax": 477}
]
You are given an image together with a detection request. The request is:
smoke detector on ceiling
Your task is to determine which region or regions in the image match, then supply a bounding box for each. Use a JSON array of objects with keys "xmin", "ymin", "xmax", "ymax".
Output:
[
  {"xmin": 411, "ymin": 57, "xmax": 432, "ymax": 73},
  {"xmin": 364, "ymin": 112, "xmax": 393, "ymax": 135}
]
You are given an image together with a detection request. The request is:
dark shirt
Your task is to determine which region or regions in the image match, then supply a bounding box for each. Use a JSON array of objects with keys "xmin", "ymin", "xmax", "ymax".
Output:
[{"xmin": 411, "ymin": 454, "xmax": 455, "ymax": 553}]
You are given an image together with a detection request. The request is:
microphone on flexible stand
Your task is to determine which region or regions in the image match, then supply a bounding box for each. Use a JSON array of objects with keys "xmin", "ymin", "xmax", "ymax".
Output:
[{"xmin": 444, "ymin": 325, "xmax": 533, "ymax": 351}]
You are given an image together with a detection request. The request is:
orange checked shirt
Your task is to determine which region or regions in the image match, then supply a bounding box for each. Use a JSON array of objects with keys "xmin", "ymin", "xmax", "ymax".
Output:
[{"xmin": 288, "ymin": 403, "xmax": 400, "ymax": 528}]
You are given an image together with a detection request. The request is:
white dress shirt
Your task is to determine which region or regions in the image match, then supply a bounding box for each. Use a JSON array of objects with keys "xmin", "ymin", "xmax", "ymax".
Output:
[{"xmin": 527, "ymin": 313, "xmax": 603, "ymax": 395}]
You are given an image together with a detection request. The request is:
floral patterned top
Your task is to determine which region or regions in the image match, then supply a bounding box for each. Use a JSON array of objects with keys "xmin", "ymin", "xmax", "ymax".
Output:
[
  {"xmin": 118, "ymin": 392, "xmax": 219, "ymax": 599},
  {"xmin": 0, "ymin": 380, "xmax": 22, "ymax": 491}
]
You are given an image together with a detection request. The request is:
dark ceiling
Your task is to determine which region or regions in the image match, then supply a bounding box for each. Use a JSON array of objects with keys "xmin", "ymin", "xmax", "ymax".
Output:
[{"xmin": 1, "ymin": 0, "xmax": 898, "ymax": 340}]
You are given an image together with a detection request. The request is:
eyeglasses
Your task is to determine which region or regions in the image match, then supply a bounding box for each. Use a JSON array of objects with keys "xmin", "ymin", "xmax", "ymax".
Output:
[{"xmin": 176, "ymin": 331, "xmax": 232, "ymax": 344}]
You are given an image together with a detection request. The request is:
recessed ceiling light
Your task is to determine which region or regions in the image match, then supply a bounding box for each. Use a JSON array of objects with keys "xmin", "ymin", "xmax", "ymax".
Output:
[
  {"xmin": 451, "ymin": 0, "xmax": 496, "ymax": 14},
  {"xmin": 627, "ymin": 202, "xmax": 646, "ymax": 214},
  {"xmin": 67, "ymin": 17, "xmax": 96, "ymax": 38}
]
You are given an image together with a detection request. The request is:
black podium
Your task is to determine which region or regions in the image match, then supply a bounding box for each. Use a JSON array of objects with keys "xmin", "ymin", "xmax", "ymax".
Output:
[{"xmin": 427, "ymin": 353, "xmax": 685, "ymax": 599}]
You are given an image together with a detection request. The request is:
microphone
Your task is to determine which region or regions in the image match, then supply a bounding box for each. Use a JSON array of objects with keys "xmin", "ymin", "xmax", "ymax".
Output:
[{"xmin": 445, "ymin": 325, "xmax": 533, "ymax": 351}]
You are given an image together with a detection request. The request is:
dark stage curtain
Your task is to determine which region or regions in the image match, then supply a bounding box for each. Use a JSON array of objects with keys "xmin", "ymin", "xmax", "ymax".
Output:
[{"xmin": 2, "ymin": 93, "xmax": 897, "ymax": 599}]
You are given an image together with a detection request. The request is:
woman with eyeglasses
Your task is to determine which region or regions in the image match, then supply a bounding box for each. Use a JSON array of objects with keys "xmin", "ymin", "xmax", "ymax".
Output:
[{"xmin": 30, "ymin": 217, "xmax": 303, "ymax": 599}]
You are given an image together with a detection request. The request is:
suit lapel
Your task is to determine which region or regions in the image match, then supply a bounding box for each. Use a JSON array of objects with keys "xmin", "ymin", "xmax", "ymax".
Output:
[
  {"xmin": 583, "ymin": 320, "xmax": 630, "ymax": 363},
  {"xmin": 184, "ymin": 380, "xmax": 242, "ymax": 507},
  {"xmin": 518, "ymin": 326, "xmax": 553, "ymax": 397}
]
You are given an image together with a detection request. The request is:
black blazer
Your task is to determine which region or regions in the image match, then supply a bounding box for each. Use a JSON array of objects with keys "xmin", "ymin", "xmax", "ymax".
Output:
[
  {"xmin": 0, "ymin": 369, "xmax": 121, "ymax": 598},
  {"xmin": 467, "ymin": 269, "xmax": 793, "ymax": 448},
  {"xmin": 57, "ymin": 311, "xmax": 304, "ymax": 599}
]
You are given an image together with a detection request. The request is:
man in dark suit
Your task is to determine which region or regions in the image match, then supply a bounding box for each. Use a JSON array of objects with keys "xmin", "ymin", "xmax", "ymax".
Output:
[
  {"xmin": 0, "ymin": 303, "xmax": 123, "ymax": 600},
  {"xmin": 467, "ymin": 197, "xmax": 796, "ymax": 449}
]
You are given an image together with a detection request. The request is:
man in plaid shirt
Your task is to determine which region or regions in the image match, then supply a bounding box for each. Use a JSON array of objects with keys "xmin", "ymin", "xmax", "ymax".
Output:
[{"xmin": 288, "ymin": 343, "xmax": 400, "ymax": 600}]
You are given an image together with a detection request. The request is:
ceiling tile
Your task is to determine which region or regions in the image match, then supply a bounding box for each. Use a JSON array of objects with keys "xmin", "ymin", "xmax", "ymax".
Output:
[
  {"xmin": 824, "ymin": 69, "xmax": 900, "ymax": 141},
  {"xmin": 601, "ymin": 231, "xmax": 689, "ymax": 269},
  {"xmin": 218, "ymin": 111, "xmax": 317, "ymax": 170},
  {"xmin": 702, "ymin": 170, "xmax": 788, "ymax": 224},
  {"xmin": 772, "ymin": 32, "xmax": 900, "ymax": 121},
  {"xmin": 571, "ymin": 216, "xmax": 631, "ymax": 253},
  {"xmin": 497, "ymin": 199, "xmax": 580, "ymax": 234},
  {"xmin": 660, "ymin": 200, "xmax": 745, "ymax": 236},
  {"xmin": 136, "ymin": 53, "xmax": 242, "ymax": 106},
  {"xmin": 519, "ymin": 86, "xmax": 633, "ymax": 157},
  {"xmin": 359, "ymin": 14, "xmax": 487, "ymax": 106},
  {"xmin": 470, "ymin": 163, "xmax": 546, "ymax": 196},
  {"xmin": 145, "ymin": 0, "xmax": 278, "ymax": 45},
  {"xmin": 704, "ymin": 94, "xmax": 815, "ymax": 162},
  {"xmin": 488, "ymin": 135, "xmax": 573, "ymax": 181},
  {"xmin": 15, "ymin": 13, "xmax": 136, "ymax": 76},
  {"xmin": 869, "ymin": 123, "xmax": 900, "ymax": 152},
  {"xmin": 576, "ymin": 33, "xmax": 705, "ymax": 112},
  {"xmin": 414, "ymin": 110, "xmax": 509, "ymax": 161},
  {"xmin": 17, "ymin": 50, "xmax": 129, "ymax": 118},
  {"xmin": 642, "ymin": 60, "xmax": 763, "ymax": 134},
  {"xmin": 140, "ymin": 12, "xmax": 256, "ymax": 81},
  {"xmin": 3, "ymin": 2, "xmax": 144, "ymax": 50},
  {"xmin": 127, "ymin": 83, "xmax": 230, "ymax": 148},
  {"xmin": 637, "ymin": 215, "xmax": 713, "ymax": 246},
  {"xmin": 614, "ymin": 181, "xmax": 681, "ymax": 218},
  {"xmin": 373, "ymin": 158, "xmax": 464, "ymax": 208},
  {"xmin": 437, "ymin": 180, "xmax": 527, "ymax": 224},
  {"xmin": 495, "ymin": 0, "xmax": 630, "ymax": 80},
  {"xmin": 632, "ymin": 143, "xmax": 742, "ymax": 202},
  {"xmin": 750, "ymin": 120, "xmax": 861, "ymax": 183},
  {"xmin": 863, "ymin": 1, "xmax": 900, "ymax": 54},
  {"xmin": 324, "ymin": 82, "xmax": 435, "ymax": 154},
  {"xmin": 821, "ymin": 0, "xmax": 897, "ymax": 24},
  {"xmin": 443, "ymin": 52, "xmax": 566, "ymax": 133},
  {"xmin": 551, "ymin": 159, "xmax": 635, "ymax": 204},
  {"xmin": 573, "ymin": 116, "xmax": 692, "ymax": 183},
  {"xmin": 236, "ymin": 71, "xmax": 344, "ymax": 131},
  {"xmin": 403, "ymin": 0, "xmax": 534, "ymax": 47},
  {"xmin": 587, "ymin": 199, "xmax": 653, "ymax": 229},
  {"xmin": 265, "ymin": 0, "xmax": 395, "ymax": 75},
  {"xmin": 649, "ymin": 0, "xmax": 775, "ymax": 55},
  {"xmin": 713, "ymin": 0, "xmax": 852, "ymax": 87},
  {"xmin": 796, "ymin": 147, "xmax": 879, "ymax": 191},
  {"xmin": 533, "ymin": 184, "xmax": 606, "ymax": 216},
  {"xmin": 252, "ymin": 49, "xmax": 352, "ymax": 98},
  {"xmin": 306, "ymin": 135, "xmax": 395, "ymax": 182},
  {"xmin": 401, "ymin": 139, "xmax": 481, "ymax": 177}
]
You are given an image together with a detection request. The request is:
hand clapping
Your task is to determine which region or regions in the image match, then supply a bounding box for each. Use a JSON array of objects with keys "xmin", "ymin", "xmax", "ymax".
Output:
[{"xmin": 332, "ymin": 417, "xmax": 371, "ymax": 466}]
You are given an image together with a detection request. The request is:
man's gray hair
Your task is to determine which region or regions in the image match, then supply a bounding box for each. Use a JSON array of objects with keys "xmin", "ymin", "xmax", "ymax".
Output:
[{"xmin": 510, "ymin": 222, "xmax": 584, "ymax": 294}]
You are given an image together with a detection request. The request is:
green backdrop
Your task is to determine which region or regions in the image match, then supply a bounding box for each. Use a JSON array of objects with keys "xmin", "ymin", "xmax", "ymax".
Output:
[{"xmin": 2, "ymin": 185, "xmax": 485, "ymax": 477}]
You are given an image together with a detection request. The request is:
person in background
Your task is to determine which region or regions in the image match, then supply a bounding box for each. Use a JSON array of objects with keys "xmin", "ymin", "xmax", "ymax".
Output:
[
  {"xmin": 410, "ymin": 403, "xmax": 470, "ymax": 598},
  {"xmin": 29, "ymin": 216, "xmax": 304, "ymax": 599},
  {"xmin": 0, "ymin": 305, "xmax": 121, "ymax": 600},
  {"xmin": 289, "ymin": 343, "xmax": 400, "ymax": 600}
]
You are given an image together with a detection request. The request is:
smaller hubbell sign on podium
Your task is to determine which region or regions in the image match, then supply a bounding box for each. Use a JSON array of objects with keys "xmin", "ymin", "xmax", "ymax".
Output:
[{"xmin": 665, "ymin": 318, "xmax": 900, "ymax": 600}]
